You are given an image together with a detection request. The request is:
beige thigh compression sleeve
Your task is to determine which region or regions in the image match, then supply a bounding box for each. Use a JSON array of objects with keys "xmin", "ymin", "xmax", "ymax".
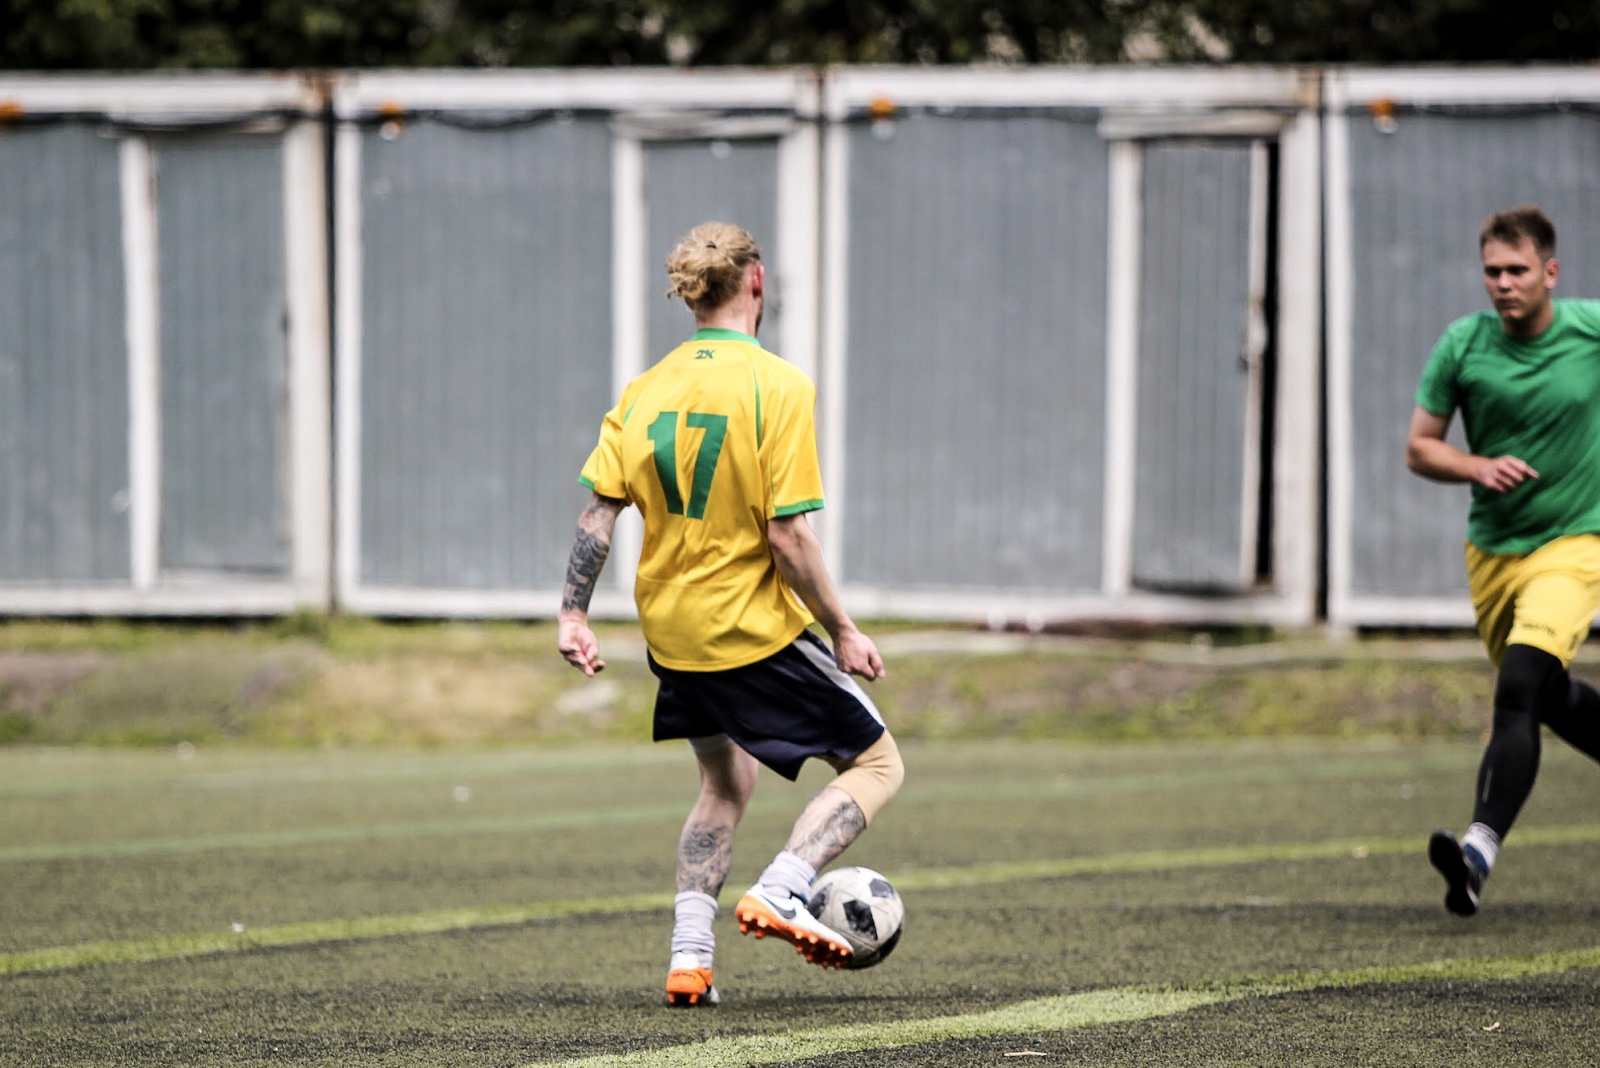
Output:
[{"xmin": 823, "ymin": 731, "xmax": 904, "ymax": 825}]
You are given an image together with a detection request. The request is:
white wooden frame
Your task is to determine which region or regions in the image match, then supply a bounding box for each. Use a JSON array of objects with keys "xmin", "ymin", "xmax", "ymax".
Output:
[
  {"xmin": 331, "ymin": 70, "xmax": 822, "ymax": 617},
  {"xmin": 1102, "ymin": 126, "xmax": 1272, "ymax": 596},
  {"xmin": 0, "ymin": 75, "xmax": 330, "ymax": 615},
  {"xmin": 1323, "ymin": 67, "xmax": 1600, "ymax": 628},
  {"xmin": 12, "ymin": 67, "xmax": 1600, "ymax": 624},
  {"xmin": 820, "ymin": 67, "xmax": 1322, "ymax": 627}
]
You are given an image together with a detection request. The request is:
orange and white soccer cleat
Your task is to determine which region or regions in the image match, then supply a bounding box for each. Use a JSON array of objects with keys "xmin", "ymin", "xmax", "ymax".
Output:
[
  {"xmin": 664, "ymin": 952, "xmax": 719, "ymax": 1007},
  {"xmin": 734, "ymin": 885, "xmax": 853, "ymax": 969}
]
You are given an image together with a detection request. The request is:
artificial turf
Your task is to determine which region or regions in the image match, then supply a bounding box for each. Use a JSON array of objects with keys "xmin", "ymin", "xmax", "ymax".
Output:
[{"xmin": 2, "ymin": 739, "xmax": 1597, "ymax": 1066}]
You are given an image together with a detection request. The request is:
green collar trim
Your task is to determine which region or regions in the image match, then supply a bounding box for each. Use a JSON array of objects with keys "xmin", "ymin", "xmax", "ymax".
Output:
[{"xmin": 692, "ymin": 327, "xmax": 759, "ymax": 345}]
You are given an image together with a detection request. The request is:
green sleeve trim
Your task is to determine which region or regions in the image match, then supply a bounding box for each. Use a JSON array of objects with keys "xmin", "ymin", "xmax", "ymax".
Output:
[
  {"xmin": 774, "ymin": 499, "xmax": 824, "ymax": 517},
  {"xmin": 692, "ymin": 327, "xmax": 760, "ymax": 345},
  {"xmin": 752, "ymin": 367, "xmax": 763, "ymax": 448},
  {"xmin": 578, "ymin": 475, "xmax": 597, "ymax": 490},
  {"xmin": 622, "ymin": 402, "xmax": 636, "ymax": 424}
]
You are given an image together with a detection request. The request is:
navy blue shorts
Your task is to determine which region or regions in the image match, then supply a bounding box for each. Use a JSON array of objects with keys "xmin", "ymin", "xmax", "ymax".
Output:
[{"xmin": 650, "ymin": 630, "xmax": 886, "ymax": 781}]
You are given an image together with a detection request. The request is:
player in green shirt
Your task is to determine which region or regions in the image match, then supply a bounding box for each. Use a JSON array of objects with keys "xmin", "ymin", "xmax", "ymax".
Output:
[{"xmin": 1406, "ymin": 205, "xmax": 1600, "ymax": 916}]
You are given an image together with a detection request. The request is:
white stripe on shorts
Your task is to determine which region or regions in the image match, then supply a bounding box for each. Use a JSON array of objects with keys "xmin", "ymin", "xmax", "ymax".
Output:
[
  {"xmin": 688, "ymin": 733, "xmax": 732, "ymax": 753},
  {"xmin": 794, "ymin": 636, "xmax": 885, "ymax": 727}
]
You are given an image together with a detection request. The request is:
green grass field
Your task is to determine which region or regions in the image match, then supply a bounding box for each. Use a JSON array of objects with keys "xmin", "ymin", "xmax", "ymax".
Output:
[{"xmin": 4, "ymin": 730, "xmax": 1598, "ymax": 1066}]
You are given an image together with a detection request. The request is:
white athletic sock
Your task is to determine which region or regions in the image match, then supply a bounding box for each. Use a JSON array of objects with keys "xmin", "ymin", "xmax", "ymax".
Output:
[
  {"xmin": 757, "ymin": 850, "xmax": 817, "ymax": 903},
  {"xmin": 1462, "ymin": 823, "xmax": 1501, "ymax": 874},
  {"xmin": 670, "ymin": 891, "xmax": 717, "ymax": 964}
]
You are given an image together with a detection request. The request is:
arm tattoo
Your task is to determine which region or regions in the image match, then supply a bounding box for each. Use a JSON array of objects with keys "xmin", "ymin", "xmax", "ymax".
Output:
[
  {"xmin": 676, "ymin": 822, "xmax": 735, "ymax": 896},
  {"xmin": 561, "ymin": 497, "xmax": 621, "ymax": 613},
  {"xmin": 786, "ymin": 797, "xmax": 867, "ymax": 871},
  {"xmin": 561, "ymin": 528, "xmax": 610, "ymax": 613}
]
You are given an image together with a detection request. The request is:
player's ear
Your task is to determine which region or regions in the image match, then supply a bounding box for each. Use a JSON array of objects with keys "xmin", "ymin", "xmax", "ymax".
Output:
[
  {"xmin": 750, "ymin": 262, "xmax": 765, "ymax": 297},
  {"xmin": 1545, "ymin": 256, "xmax": 1559, "ymax": 289}
]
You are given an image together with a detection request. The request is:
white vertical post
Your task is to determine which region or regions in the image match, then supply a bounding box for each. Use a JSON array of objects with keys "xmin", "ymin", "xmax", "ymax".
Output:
[
  {"xmin": 333, "ymin": 119, "xmax": 364, "ymax": 609},
  {"xmin": 1101, "ymin": 139, "xmax": 1142, "ymax": 597},
  {"xmin": 1323, "ymin": 97, "xmax": 1355, "ymax": 626},
  {"xmin": 283, "ymin": 118, "xmax": 332, "ymax": 611},
  {"xmin": 775, "ymin": 113, "xmax": 821, "ymax": 381},
  {"xmin": 609, "ymin": 135, "xmax": 647, "ymax": 593},
  {"xmin": 1237, "ymin": 138, "xmax": 1271, "ymax": 586},
  {"xmin": 121, "ymin": 136, "xmax": 161, "ymax": 592},
  {"xmin": 1274, "ymin": 107, "xmax": 1324, "ymax": 624},
  {"xmin": 817, "ymin": 118, "xmax": 852, "ymax": 579}
]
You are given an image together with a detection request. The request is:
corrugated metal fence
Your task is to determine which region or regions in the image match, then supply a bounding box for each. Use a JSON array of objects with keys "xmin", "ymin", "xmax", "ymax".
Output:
[{"xmin": 1, "ymin": 67, "xmax": 1596, "ymax": 627}]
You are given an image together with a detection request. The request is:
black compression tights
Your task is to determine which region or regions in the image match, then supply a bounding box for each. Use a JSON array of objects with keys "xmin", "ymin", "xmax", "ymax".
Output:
[
  {"xmin": 1473, "ymin": 644, "xmax": 1600, "ymax": 838},
  {"xmin": 1544, "ymin": 673, "xmax": 1600, "ymax": 764}
]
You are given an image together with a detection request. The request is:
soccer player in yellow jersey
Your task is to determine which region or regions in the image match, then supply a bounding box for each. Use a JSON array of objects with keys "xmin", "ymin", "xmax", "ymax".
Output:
[
  {"xmin": 1407, "ymin": 206, "xmax": 1600, "ymax": 917},
  {"xmin": 558, "ymin": 222, "xmax": 904, "ymax": 1005}
]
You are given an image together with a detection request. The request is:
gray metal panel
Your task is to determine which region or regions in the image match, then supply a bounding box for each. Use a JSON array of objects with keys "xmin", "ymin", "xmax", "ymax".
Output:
[
  {"xmin": 1345, "ymin": 112, "xmax": 1600, "ymax": 598},
  {"xmin": 0, "ymin": 126, "xmax": 130, "ymax": 581},
  {"xmin": 359, "ymin": 119, "xmax": 612, "ymax": 589},
  {"xmin": 1132, "ymin": 141, "xmax": 1255, "ymax": 590},
  {"xmin": 157, "ymin": 135, "xmax": 288, "ymax": 575},
  {"xmin": 843, "ymin": 114, "xmax": 1110, "ymax": 590},
  {"xmin": 644, "ymin": 139, "xmax": 780, "ymax": 359}
]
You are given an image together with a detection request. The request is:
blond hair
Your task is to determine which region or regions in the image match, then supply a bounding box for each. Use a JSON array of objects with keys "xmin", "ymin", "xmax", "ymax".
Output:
[{"xmin": 664, "ymin": 222, "xmax": 761, "ymax": 313}]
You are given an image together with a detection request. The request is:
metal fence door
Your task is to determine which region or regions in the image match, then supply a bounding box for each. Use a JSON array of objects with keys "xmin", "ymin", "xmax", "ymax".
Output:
[
  {"xmin": 1345, "ymin": 112, "xmax": 1600, "ymax": 601},
  {"xmin": 643, "ymin": 139, "xmax": 780, "ymax": 359},
  {"xmin": 355, "ymin": 119, "xmax": 614, "ymax": 592},
  {"xmin": 155, "ymin": 134, "xmax": 289, "ymax": 576},
  {"xmin": 0, "ymin": 125, "xmax": 130, "ymax": 582},
  {"xmin": 1132, "ymin": 139, "xmax": 1268, "ymax": 592},
  {"xmin": 841, "ymin": 113, "xmax": 1112, "ymax": 592}
]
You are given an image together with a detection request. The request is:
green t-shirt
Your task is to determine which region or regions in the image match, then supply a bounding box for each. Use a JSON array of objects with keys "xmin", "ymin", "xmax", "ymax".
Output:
[{"xmin": 1416, "ymin": 299, "xmax": 1600, "ymax": 554}]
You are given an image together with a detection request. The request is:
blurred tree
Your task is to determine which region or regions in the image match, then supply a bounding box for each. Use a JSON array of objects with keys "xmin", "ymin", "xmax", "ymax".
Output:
[
  {"xmin": 2, "ymin": 0, "xmax": 171, "ymax": 67},
  {"xmin": 652, "ymin": 0, "xmax": 1132, "ymax": 66},
  {"xmin": 0, "ymin": 0, "xmax": 1595, "ymax": 69},
  {"xmin": 1180, "ymin": 0, "xmax": 1600, "ymax": 62},
  {"xmin": 1, "ymin": 0, "xmax": 429, "ymax": 68}
]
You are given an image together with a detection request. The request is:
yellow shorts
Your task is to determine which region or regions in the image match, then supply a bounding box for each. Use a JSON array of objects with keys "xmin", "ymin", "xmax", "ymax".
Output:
[{"xmin": 1466, "ymin": 533, "xmax": 1600, "ymax": 668}]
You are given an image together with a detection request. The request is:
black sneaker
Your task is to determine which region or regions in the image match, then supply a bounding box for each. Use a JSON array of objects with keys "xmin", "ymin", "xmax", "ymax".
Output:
[{"xmin": 1428, "ymin": 829, "xmax": 1485, "ymax": 917}]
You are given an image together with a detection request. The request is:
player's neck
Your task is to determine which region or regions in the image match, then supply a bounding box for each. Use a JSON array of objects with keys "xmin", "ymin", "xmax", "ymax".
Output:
[{"xmin": 696, "ymin": 298, "xmax": 760, "ymax": 339}]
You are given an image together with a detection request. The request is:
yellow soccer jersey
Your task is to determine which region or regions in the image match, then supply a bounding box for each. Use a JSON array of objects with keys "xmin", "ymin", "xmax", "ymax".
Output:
[{"xmin": 579, "ymin": 328, "xmax": 824, "ymax": 671}]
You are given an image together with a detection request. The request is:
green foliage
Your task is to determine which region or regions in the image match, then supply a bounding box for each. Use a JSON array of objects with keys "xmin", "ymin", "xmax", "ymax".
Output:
[
  {"xmin": 1183, "ymin": 0, "xmax": 1600, "ymax": 63},
  {"xmin": 654, "ymin": 0, "xmax": 1132, "ymax": 66},
  {"xmin": 0, "ymin": 710, "xmax": 33, "ymax": 743},
  {"xmin": 3, "ymin": 0, "xmax": 1595, "ymax": 70}
]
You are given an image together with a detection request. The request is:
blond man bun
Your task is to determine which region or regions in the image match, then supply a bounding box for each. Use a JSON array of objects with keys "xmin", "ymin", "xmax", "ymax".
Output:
[{"xmin": 665, "ymin": 222, "xmax": 762, "ymax": 313}]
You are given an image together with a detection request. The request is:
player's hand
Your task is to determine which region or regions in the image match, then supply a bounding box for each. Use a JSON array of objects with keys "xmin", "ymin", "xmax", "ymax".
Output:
[
  {"xmin": 833, "ymin": 627, "xmax": 885, "ymax": 681},
  {"xmin": 557, "ymin": 614, "xmax": 606, "ymax": 676},
  {"xmin": 1473, "ymin": 455, "xmax": 1537, "ymax": 494}
]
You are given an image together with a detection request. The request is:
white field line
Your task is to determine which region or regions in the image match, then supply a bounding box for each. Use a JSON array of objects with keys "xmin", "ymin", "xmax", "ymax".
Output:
[
  {"xmin": 528, "ymin": 946, "xmax": 1600, "ymax": 1068},
  {"xmin": 0, "ymin": 750, "xmax": 1486, "ymax": 863},
  {"xmin": 0, "ymin": 746, "xmax": 689, "ymax": 799},
  {"xmin": 4, "ymin": 822, "xmax": 1599, "ymax": 978}
]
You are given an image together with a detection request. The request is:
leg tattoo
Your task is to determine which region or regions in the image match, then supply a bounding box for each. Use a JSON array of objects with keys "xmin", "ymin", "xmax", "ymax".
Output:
[
  {"xmin": 784, "ymin": 786, "xmax": 867, "ymax": 871},
  {"xmin": 677, "ymin": 821, "xmax": 735, "ymax": 896}
]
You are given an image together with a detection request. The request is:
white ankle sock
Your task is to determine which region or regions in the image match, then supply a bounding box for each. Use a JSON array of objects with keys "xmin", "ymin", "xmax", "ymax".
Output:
[
  {"xmin": 757, "ymin": 851, "xmax": 816, "ymax": 903},
  {"xmin": 1462, "ymin": 823, "xmax": 1501, "ymax": 873},
  {"xmin": 670, "ymin": 891, "xmax": 717, "ymax": 963}
]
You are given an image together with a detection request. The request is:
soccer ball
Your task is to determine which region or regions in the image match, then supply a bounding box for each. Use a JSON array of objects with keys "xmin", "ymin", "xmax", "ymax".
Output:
[{"xmin": 807, "ymin": 865, "xmax": 904, "ymax": 969}]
